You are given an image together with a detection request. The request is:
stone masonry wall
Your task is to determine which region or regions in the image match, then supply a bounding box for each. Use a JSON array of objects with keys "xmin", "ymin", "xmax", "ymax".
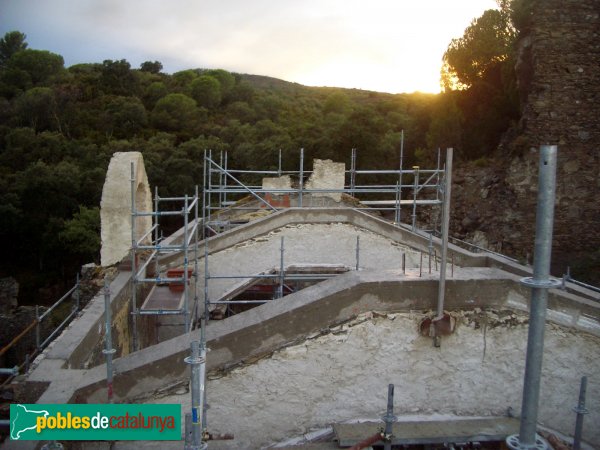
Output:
[{"xmin": 452, "ymin": 1, "xmax": 600, "ymax": 280}]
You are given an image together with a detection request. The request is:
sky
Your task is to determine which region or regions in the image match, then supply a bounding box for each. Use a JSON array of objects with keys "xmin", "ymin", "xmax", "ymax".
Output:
[{"xmin": 0, "ymin": 0, "xmax": 498, "ymax": 94}]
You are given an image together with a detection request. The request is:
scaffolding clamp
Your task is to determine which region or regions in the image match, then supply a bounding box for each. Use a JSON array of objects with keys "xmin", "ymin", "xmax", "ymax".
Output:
[{"xmin": 520, "ymin": 277, "xmax": 561, "ymax": 289}]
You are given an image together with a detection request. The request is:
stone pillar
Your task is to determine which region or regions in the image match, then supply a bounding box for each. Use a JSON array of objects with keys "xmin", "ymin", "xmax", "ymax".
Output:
[{"xmin": 100, "ymin": 152, "xmax": 152, "ymax": 267}]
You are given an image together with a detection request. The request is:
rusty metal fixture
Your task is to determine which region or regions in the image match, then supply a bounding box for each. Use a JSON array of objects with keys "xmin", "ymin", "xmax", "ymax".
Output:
[
  {"xmin": 419, "ymin": 312, "xmax": 456, "ymax": 337},
  {"xmin": 348, "ymin": 431, "xmax": 383, "ymax": 450}
]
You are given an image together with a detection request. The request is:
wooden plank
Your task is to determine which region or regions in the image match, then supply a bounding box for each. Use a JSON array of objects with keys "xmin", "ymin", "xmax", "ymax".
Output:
[
  {"xmin": 334, "ymin": 417, "xmax": 519, "ymax": 447},
  {"xmin": 140, "ymin": 285, "xmax": 184, "ymax": 311}
]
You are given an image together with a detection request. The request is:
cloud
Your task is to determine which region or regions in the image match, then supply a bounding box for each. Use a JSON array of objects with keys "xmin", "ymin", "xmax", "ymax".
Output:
[{"xmin": 0, "ymin": 0, "xmax": 497, "ymax": 93}]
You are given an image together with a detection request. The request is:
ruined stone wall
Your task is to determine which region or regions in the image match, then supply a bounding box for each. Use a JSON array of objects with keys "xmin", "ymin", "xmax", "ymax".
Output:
[{"xmin": 452, "ymin": 1, "xmax": 600, "ymax": 280}]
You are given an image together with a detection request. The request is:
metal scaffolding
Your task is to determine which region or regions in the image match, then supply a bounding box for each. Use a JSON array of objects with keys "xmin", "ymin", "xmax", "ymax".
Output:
[
  {"xmin": 129, "ymin": 162, "xmax": 200, "ymax": 351},
  {"xmin": 202, "ymin": 145, "xmax": 445, "ymax": 233},
  {"xmin": 199, "ymin": 147, "xmax": 450, "ymax": 314}
]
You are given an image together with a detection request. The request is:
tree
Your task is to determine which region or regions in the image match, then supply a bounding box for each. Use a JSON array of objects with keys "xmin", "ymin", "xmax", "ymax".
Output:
[
  {"xmin": 151, "ymin": 93, "xmax": 199, "ymax": 132},
  {"xmin": 100, "ymin": 59, "xmax": 137, "ymax": 95},
  {"xmin": 140, "ymin": 60, "xmax": 163, "ymax": 74},
  {"xmin": 4, "ymin": 49, "xmax": 64, "ymax": 87},
  {"xmin": 15, "ymin": 87, "xmax": 57, "ymax": 131},
  {"xmin": 59, "ymin": 206, "xmax": 100, "ymax": 260},
  {"xmin": 441, "ymin": 8, "xmax": 515, "ymax": 90},
  {"xmin": 190, "ymin": 75, "xmax": 221, "ymax": 109},
  {"xmin": 102, "ymin": 96, "xmax": 148, "ymax": 139},
  {"xmin": 205, "ymin": 69, "xmax": 235, "ymax": 98},
  {"xmin": 426, "ymin": 94, "xmax": 464, "ymax": 152},
  {"xmin": 0, "ymin": 31, "xmax": 27, "ymax": 67}
]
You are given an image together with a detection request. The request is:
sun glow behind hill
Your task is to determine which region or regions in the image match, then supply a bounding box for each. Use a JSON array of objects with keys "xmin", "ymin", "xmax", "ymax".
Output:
[{"xmin": 1, "ymin": 0, "xmax": 498, "ymax": 94}]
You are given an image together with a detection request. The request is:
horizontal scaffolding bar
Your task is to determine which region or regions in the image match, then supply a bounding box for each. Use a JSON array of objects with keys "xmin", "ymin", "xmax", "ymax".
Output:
[
  {"xmin": 157, "ymin": 196, "xmax": 193, "ymax": 202},
  {"xmin": 207, "ymin": 273, "xmax": 339, "ymax": 280},
  {"xmin": 133, "ymin": 210, "xmax": 184, "ymax": 217},
  {"xmin": 137, "ymin": 309, "xmax": 187, "ymax": 315},
  {"xmin": 135, "ymin": 244, "xmax": 187, "ymax": 251},
  {"xmin": 205, "ymin": 187, "xmax": 438, "ymax": 194},
  {"xmin": 137, "ymin": 276, "xmax": 187, "ymax": 283},
  {"xmin": 39, "ymin": 284, "xmax": 78, "ymax": 321},
  {"xmin": 40, "ymin": 307, "xmax": 78, "ymax": 349},
  {"xmin": 210, "ymin": 300, "xmax": 269, "ymax": 305}
]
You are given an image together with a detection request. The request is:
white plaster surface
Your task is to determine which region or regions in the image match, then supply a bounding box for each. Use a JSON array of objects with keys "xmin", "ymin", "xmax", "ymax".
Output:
[
  {"xmin": 262, "ymin": 176, "xmax": 292, "ymax": 191},
  {"xmin": 201, "ymin": 223, "xmax": 422, "ymax": 302},
  {"xmin": 305, "ymin": 159, "xmax": 345, "ymax": 201},
  {"xmin": 100, "ymin": 152, "xmax": 152, "ymax": 266},
  {"xmin": 154, "ymin": 312, "xmax": 600, "ymax": 449}
]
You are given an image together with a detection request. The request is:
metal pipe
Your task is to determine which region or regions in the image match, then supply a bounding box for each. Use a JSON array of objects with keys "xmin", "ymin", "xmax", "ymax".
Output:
[
  {"xmin": 411, "ymin": 166, "xmax": 419, "ymax": 231},
  {"xmin": 402, "ymin": 253, "xmax": 406, "ymax": 274},
  {"xmin": 351, "ymin": 148, "xmax": 357, "ymax": 196},
  {"xmin": 206, "ymin": 155, "xmax": 277, "ymax": 212},
  {"xmin": 202, "ymin": 150, "xmax": 207, "ymax": 240},
  {"xmin": 299, "ymin": 148, "xmax": 304, "ymax": 207},
  {"xmin": 398, "ymin": 129, "xmax": 404, "ymax": 224},
  {"xmin": 35, "ymin": 305, "xmax": 40, "ymax": 350},
  {"xmin": 382, "ymin": 384, "xmax": 396, "ymax": 450},
  {"xmin": 356, "ymin": 235, "xmax": 360, "ymax": 271},
  {"xmin": 219, "ymin": 150, "xmax": 223, "ymax": 208},
  {"xmin": 193, "ymin": 185, "xmax": 200, "ymax": 330},
  {"xmin": 278, "ymin": 148, "xmax": 282, "ymax": 177},
  {"xmin": 75, "ymin": 273, "xmax": 80, "ymax": 311},
  {"xmin": 394, "ymin": 181, "xmax": 400, "ymax": 224},
  {"xmin": 185, "ymin": 341, "xmax": 207, "ymax": 450},
  {"xmin": 224, "ymin": 150, "xmax": 228, "ymax": 207},
  {"xmin": 0, "ymin": 319, "xmax": 37, "ymax": 357},
  {"xmin": 184, "ymin": 194, "xmax": 190, "ymax": 332},
  {"xmin": 102, "ymin": 278, "xmax": 116, "ymax": 403},
  {"xmin": 0, "ymin": 366, "xmax": 18, "ymax": 376},
  {"xmin": 507, "ymin": 145, "xmax": 559, "ymax": 450},
  {"xmin": 436, "ymin": 148, "xmax": 453, "ymax": 319},
  {"xmin": 278, "ymin": 237, "xmax": 285, "ymax": 299},
  {"xmin": 573, "ymin": 376, "xmax": 588, "ymax": 450},
  {"xmin": 38, "ymin": 284, "xmax": 78, "ymax": 320},
  {"xmin": 130, "ymin": 162, "xmax": 139, "ymax": 352},
  {"xmin": 40, "ymin": 307, "xmax": 78, "ymax": 349}
]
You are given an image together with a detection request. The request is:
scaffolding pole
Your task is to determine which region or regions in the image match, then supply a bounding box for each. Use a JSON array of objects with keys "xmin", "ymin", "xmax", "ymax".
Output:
[
  {"xmin": 130, "ymin": 162, "xmax": 139, "ymax": 352},
  {"xmin": 507, "ymin": 145, "xmax": 560, "ymax": 450},
  {"xmin": 102, "ymin": 278, "xmax": 116, "ymax": 403},
  {"xmin": 299, "ymin": 148, "xmax": 304, "ymax": 207},
  {"xmin": 436, "ymin": 148, "xmax": 453, "ymax": 320},
  {"xmin": 397, "ymin": 130, "xmax": 404, "ymax": 224}
]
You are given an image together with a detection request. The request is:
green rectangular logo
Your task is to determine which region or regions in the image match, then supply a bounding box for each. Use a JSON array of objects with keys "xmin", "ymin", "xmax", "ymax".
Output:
[{"xmin": 10, "ymin": 404, "xmax": 181, "ymax": 440}]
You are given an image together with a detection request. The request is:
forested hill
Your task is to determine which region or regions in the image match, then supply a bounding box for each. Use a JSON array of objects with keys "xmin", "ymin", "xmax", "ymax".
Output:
[{"xmin": 0, "ymin": 25, "xmax": 518, "ymax": 303}]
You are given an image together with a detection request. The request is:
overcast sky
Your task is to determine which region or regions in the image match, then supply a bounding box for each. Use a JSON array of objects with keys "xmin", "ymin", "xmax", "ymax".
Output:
[{"xmin": 1, "ymin": 0, "xmax": 498, "ymax": 93}]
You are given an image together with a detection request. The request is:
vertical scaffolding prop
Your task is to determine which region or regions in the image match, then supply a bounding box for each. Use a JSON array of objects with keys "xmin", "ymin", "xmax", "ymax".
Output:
[
  {"xmin": 436, "ymin": 148, "xmax": 453, "ymax": 320},
  {"xmin": 350, "ymin": 148, "xmax": 357, "ymax": 196},
  {"xmin": 382, "ymin": 384, "xmax": 396, "ymax": 450},
  {"xmin": 411, "ymin": 166, "xmax": 419, "ymax": 231},
  {"xmin": 185, "ymin": 341, "xmax": 207, "ymax": 450},
  {"xmin": 184, "ymin": 194, "xmax": 190, "ymax": 332},
  {"xmin": 278, "ymin": 236, "xmax": 285, "ymax": 299},
  {"xmin": 299, "ymin": 148, "xmax": 304, "ymax": 207},
  {"xmin": 507, "ymin": 145, "xmax": 560, "ymax": 450},
  {"xmin": 572, "ymin": 376, "xmax": 588, "ymax": 450},
  {"xmin": 130, "ymin": 162, "xmax": 139, "ymax": 352},
  {"xmin": 355, "ymin": 235, "xmax": 360, "ymax": 271},
  {"xmin": 102, "ymin": 278, "xmax": 116, "ymax": 403},
  {"xmin": 397, "ymin": 130, "xmax": 404, "ymax": 224}
]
